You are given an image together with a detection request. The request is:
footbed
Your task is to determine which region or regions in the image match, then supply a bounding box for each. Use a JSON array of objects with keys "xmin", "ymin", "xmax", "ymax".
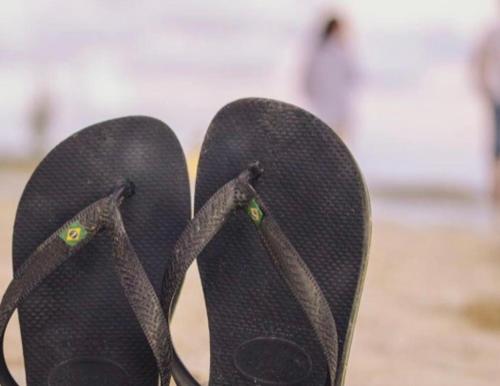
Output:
[
  {"xmin": 13, "ymin": 117, "xmax": 190, "ymax": 385},
  {"xmin": 195, "ymin": 98, "xmax": 370, "ymax": 385}
]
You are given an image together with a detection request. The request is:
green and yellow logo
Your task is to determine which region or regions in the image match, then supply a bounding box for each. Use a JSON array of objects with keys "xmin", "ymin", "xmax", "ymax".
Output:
[
  {"xmin": 246, "ymin": 199, "xmax": 265, "ymax": 226},
  {"xmin": 59, "ymin": 221, "xmax": 88, "ymax": 247}
]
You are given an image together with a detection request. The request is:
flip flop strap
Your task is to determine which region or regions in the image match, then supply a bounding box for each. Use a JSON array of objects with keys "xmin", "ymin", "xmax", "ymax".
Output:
[
  {"xmin": 0, "ymin": 188, "xmax": 171, "ymax": 386},
  {"xmin": 166, "ymin": 165, "xmax": 338, "ymax": 386},
  {"xmin": 255, "ymin": 193, "xmax": 338, "ymax": 384},
  {"xmin": 108, "ymin": 205, "xmax": 172, "ymax": 384}
]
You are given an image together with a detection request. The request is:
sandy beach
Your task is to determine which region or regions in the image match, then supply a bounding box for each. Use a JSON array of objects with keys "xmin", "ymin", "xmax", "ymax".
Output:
[{"xmin": 0, "ymin": 169, "xmax": 499, "ymax": 385}]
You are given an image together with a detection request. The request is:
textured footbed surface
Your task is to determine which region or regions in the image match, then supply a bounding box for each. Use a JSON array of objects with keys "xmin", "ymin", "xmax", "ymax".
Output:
[
  {"xmin": 12, "ymin": 117, "xmax": 190, "ymax": 385},
  {"xmin": 195, "ymin": 98, "xmax": 370, "ymax": 386}
]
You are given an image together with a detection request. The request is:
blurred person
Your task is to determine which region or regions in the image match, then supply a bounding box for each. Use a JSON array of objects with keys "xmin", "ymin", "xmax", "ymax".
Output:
[
  {"xmin": 475, "ymin": 6, "xmax": 500, "ymax": 204},
  {"xmin": 29, "ymin": 87, "xmax": 52, "ymax": 157},
  {"xmin": 304, "ymin": 15, "xmax": 358, "ymax": 141}
]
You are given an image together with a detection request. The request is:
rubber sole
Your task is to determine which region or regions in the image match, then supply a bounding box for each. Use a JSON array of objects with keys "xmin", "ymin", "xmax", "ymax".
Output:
[
  {"xmin": 195, "ymin": 98, "xmax": 370, "ymax": 385},
  {"xmin": 13, "ymin": 117, "xmax": 190, "ymax": 385}
]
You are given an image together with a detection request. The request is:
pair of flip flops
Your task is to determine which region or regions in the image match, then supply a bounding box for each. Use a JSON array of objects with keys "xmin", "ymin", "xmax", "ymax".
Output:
[{"xmin": 0, "ymin": 98, "xmax": 370, "ymax": 386}]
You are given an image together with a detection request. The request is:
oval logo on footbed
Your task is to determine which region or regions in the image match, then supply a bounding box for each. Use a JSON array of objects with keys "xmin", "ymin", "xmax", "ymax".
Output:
[
  {"xmin": 49, "ymin": 358, "xmax": 130, "ymax": 385},
  {"xmin": 234, "ymin": 337, "xmax": 312, "ymax": 384}
]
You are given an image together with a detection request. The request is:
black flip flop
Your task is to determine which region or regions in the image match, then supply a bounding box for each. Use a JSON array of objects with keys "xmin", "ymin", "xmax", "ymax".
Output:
[
  {"xmin": 166, "ymin": 98, "xmax": 370, "ymax": 386},
  {"xmin": 0, "ymin": 117, "xmax": 190, "ymax": 385}
]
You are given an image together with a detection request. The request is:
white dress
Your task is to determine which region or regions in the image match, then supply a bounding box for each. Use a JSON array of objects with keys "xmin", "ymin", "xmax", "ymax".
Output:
[{"xmin": 305, "ymin": 38, "xmax": 358, "ymax": 132}]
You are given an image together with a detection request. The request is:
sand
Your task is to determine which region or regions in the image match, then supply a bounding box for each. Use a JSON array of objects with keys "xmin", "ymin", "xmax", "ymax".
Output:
[{"xmin": 0, "ymin": 170, "xmax": 499, "ymax": 385}]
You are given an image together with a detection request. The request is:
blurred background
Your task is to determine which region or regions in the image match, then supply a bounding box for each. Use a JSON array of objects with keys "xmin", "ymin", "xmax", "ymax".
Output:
[{"xmin": 1, "ymin": 0, "xmax": 499, "ymax": 385}]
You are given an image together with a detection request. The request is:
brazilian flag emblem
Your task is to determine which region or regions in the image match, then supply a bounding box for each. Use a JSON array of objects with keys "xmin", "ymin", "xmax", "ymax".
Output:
[
  {"xmin": 59, "ymin": 221, "xmax": 88, "ymax": 247},
  {"xmin": 246, "ymin": 198, "xmax": 265, "ymax": 226}
]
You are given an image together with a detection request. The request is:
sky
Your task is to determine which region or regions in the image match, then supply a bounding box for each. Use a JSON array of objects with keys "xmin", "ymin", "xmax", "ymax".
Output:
[{"xmin": 0, "ymin": 0, "xmax": 498, "ymax": 190}]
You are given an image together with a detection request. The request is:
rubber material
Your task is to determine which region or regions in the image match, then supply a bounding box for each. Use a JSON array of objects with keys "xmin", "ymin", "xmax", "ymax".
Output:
[
  {"xmin": 12, "ymin": 117, "xmax": 190, "ymax": 385},
  {"xmin": 195, "ymin": 98, "xmax": 370, "ymax": 385}
]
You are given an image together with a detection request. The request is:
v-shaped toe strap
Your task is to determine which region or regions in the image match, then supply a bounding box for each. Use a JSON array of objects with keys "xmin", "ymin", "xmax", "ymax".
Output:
[
  {"xmin": 165, "ymin": 164, "xmax": 339, "ymax": 386},
  {"xmin": 0, "ymin": 185, "xmax": 172, "ymax": 386}
]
